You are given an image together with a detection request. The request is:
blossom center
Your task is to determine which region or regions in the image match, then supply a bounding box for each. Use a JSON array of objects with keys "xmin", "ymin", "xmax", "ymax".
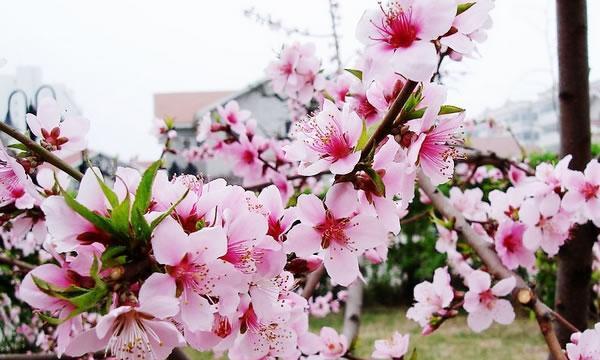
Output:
[
  {"xmin": 581, "ymin": 182, "xmax": 599, "ymax": 200},
  {"xmin": 372, "ymin": 6, "xmax": 418, "ymax": 49},
  {"xmin": 315, "ymin": 212, "xmax": 350, "ymax": 249},
  {"xmin": 478, "ymin": 289, "xmax": 496, "ymax": 309}
]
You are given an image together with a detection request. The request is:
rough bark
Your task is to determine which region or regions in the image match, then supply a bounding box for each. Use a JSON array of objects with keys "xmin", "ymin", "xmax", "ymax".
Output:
[
  {"xmin": 342, "ymin": 280, "xmax": 364, "ymax": 349},
  {"xmin": 554, "ymin": 0, "xmax": 594, "ymax": 347}
]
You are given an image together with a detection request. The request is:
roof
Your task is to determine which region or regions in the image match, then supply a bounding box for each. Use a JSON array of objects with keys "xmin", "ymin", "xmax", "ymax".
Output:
[{"xmin": 153, "ymin": 91, "xmax": 233, "ymax": 124}]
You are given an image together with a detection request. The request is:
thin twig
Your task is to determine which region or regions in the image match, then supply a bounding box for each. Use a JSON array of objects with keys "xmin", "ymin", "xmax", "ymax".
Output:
[
  {"xmin": 0, "ymin": 122, "xmax": 83, "ymax": 182},
  {"xmin": 302, "ymin": 265, "xmax": 325, "ymax": 300},
  {"xmin": 0, "ymin": 254, "xmax": 35, "ymax": 271}
]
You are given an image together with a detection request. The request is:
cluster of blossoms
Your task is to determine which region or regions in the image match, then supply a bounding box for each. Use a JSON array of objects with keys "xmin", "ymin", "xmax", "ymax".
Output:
[
  {"xmin": 566, "ymin": 323, "xmax": 600, "ymax": 360},
  {"xmin": 6, "ymin": 1, "xmax": 597, "ymax": 359},
  {"xmin": 308, "ymin": 290, "xmax": 347, "ymax": 318}
]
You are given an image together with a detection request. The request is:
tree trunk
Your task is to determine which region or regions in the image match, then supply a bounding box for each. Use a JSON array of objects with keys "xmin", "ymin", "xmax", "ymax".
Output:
[
  {"xmin": 554, "ymin": 0, "xmax": 594, "ymax": 348},
  {"xmin": 342, "ymin": 280, "xmax": 364, "ymax": 349}
]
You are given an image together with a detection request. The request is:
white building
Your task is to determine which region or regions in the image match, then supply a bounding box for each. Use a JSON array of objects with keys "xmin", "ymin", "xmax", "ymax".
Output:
[{"xmin": 475, "ymin": 80, "xmax": 600, "ymax": 152}]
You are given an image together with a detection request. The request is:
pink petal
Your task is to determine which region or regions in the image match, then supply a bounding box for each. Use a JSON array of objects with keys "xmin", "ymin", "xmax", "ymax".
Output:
[
  {"xmin": 296, "ymin": 194, "xmax": 326, "ymax": 225},
  {"xmin": 151, "ymin": 217, "xmax": 188, "ymax": 266},
  {"xmin": 285, "ymin": 224, "xmax": 322, "ymax": 257},
  {"xmin": 467, "ymin": 310, "xmax": 493, "ymax": 332},
  {"xmin": 323, "ymin": 246, "xmax": 359, "ymax": 286},
  {"xmin": 391, "ymin": 41, "xmax": 439, "ymax": 82},
  {"xmin": 329, "ymin": 152, "xmax": 361, "ymax": 175},
  {"xmin": 325, "ymin": 182, "xmax": 359, "ymax": 218},
  {"xmin": 138, "ymin": 273, "xmax": 179, "ymax": 319},
  {"xmin": 491, "ymin": 277, "xmax": 516, "ymax": 297},
  {"xmin": 188, "ymin": 226, "xmax": 228, "ymax": 263},
  {"xmin": 180, "ymin": 290, "xmax": 214, "ymax": 332},
  {"xmin": 492, "ymin": 299, "xmax": 515, "ymax": 325},
  {"xmin": 467, "ymin": 270, "xmax": 491, "ymax": 293}
]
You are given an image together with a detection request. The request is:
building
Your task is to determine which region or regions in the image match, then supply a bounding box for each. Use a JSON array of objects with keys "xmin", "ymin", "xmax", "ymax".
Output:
[
  {"xmin": 474, "ymin": 80, "xmax": 600, "ymax": 152},
  {"xmin": 153, "ymin": 80, "xmax": 289, "ymax": 179},
  {"xmin": 0, "ymin": 66, "xmax": 124, "ymax": 179},
  {"xmin": 0, "ymin": 66, "xmax": 82, "ymax": 134}
]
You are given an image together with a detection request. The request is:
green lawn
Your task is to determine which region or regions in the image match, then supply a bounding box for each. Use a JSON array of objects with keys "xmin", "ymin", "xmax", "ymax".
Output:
[{"xmin": 185, "ymin": 307, "xmax": 548, "ymax": 359}]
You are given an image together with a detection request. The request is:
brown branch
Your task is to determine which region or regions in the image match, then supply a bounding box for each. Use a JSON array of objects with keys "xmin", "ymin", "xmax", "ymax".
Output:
[
  {"xmin": 0, "ymin": 254, "xmax": 35, "ymax": 271},
  {"xmin": 302, "ymin": 265, "xmax": 325, "ymax": 300},
  {"xmin": 399, "ymin": 210, "xmax": 429, "ymax": 225},
  {"xmin": 417, "ymin": 170, "xmax": 566, "ymax": 360},
  {"xmin": 360, "ymin": 81, "xmax": 418, "ymax": 162},
  {"xmin": 0, "ymin": 121, "xmax": 83, "ymax": 182}
]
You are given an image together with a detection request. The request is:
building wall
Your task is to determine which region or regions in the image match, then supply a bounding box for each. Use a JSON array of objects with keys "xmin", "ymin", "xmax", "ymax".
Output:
[{"xmin": 475, "ymin": 81, "xmax": 600, "ymax": 152}]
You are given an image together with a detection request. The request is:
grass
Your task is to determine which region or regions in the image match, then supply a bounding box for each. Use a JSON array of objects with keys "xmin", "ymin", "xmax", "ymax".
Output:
[{"xmin": 185, "ymin": 307, "xmax": 548, "ymax": 359}]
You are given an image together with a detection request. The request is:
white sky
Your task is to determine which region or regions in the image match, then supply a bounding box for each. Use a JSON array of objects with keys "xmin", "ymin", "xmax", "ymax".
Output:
[{"xmin": 0, "ymin": 0, "xmax": 598, "ymax": 161}]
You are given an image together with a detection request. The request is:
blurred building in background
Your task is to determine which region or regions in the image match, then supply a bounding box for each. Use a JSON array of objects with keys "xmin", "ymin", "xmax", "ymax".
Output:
[
  {"xmin": 473, "ymin": 80, "xmax": 600, "ymax": 153},
  {"xmin": 0, "ymin": 66, "xmax": 124, "ymax": 179},
  {"xmin": 153, "ymin": 80, "xmax": 288, "ymax": 180}
]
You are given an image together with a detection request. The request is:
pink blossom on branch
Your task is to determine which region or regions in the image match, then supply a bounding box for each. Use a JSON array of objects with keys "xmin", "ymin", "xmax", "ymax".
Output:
[
  {"xmin": 372, "ymin": 331, "xmax": 410, "ymax": 359},
  {"xmin": 463, "ymin": 270, "xmax": 516, "ymax": 332},
  {"xmin": 284, "ymin": 183, "xmax": 387, "ymax": 286},
  {"xmin": 356, "ymin": 0, "xmax": 456, "ymax": 81},
  {"xmin": 284, "ymin": 100, "xmax": 363, "ymax": 176},
  {"xmin": 26, "ymin": 97, "xmax": 89, "ymax": 158}
]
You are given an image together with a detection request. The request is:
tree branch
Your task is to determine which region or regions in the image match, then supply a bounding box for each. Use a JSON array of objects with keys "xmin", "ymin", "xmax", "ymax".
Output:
[
  {"xmin": 417, "ymin": 170, "xmax": 566, "ymax": 360},
  {"xmin": 0, "ymin": 254, "xmax": 36, "ymax": 271},
  {"xmin": 359, "ymin": 81, "xmax": 418, "ymax": 162},
  {"xmin": 302, "ymin": 265, "xmax": 325, "ymax": 300},
  {"xmin": 0, "ymin": 122, "xmax": 83, "ymax": 182}
]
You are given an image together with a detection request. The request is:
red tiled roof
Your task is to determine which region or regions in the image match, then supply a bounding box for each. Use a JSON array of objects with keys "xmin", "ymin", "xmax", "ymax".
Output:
[{"xmin": 153, "ymin": 91, "xmax": 233, "ymax": 124}]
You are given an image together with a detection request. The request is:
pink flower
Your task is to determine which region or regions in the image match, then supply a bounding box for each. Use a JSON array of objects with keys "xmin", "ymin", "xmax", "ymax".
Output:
[
  {"xmin": 494, "ymin": 220, "xmax": 535, "ymax": 270},
  {"xmin": 488, "ymin": 188, "xmax": 524, "ymax": 222},
  {"xmin": 440, "ymin": 0, "xmax": 494, "ymax": 57},
  {"xmin": 463, "ymin": 271, "xmax": 515, "ymax": 332},
  {"xmin": 310, "ymin": 295, "xmax": 332, "ymax": 318},
  {"xmin": 372, "ymin": 332, "xmax": 410, "ymax": 359},
  {"xmin": 435, "ymin": 224, "xmax": 457, "ymax": 253},
  {"xmin": 284, "ymin": 183, "xmax": 387, "ymax": 286},
  {"xmin": 319, "ymin": 327, "xmax": 348, "ymax": 359},
  {"xmin": 26, "ymin": 97, "xmax": 89, "ymax": 158},
  {"xmin": 218, "ymin": 100, "xmax": 251, "ymax": 135},
  {"xmin": 266, "ymin": 42, "xmax": 324, "ymax": 104},
  {"xmin": 407, "ymin": 267, "xmax": 454, "ymax": 328},
  {"xmin": 356, "ymin": 0, "xmax": 456, "ymax": 81},
  {"xmin": 519, "ymin": 193, "xmax": 571, "ymax": 256},
  {"xmin": 410, "ymin": 114, "xmax": 464, "ymax": 186},
  {"xmin": 151, "ymin": 216, "xmax": 237, "ymax": 332},
  {"xmin": 0, "ymin": 144, "xmax": 39, "ymax": 209},
  {"xmin": 229, "ymin": 303, "xmax": 297, "ymax": 360},
  {"xmin": 225, "ymin": 134, "xmax": 265, "ymax": 185},
  {"xmin": 257, "ymin": 185, "xmax": 296, "ymax": 243},
  {"xmin": 42, "ymin": 168, "xmax": 110, "ymax": 252},
  {"xmin": 284, "ymin": 100, "xmax": 362, "ymax": 176},
  {"xmin": 449, "ymin": 187, "xmax": 489, "ymax": 222},
  {"xmin": 566, "ymin": 323, "xmax": 600, "ymax": 360},
  {"xmin": 562, "ymin": 160, "xmax": 600, "ymax": 226},
  {"xmin": 66, "ymin": 273, "xmax": 184, "ymax": 359}
]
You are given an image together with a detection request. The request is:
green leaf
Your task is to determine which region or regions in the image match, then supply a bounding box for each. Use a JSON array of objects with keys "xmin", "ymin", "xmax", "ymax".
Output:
[
  {"xmin": 365, "ymin": 167, "xmax": 386, "ymax": 197},
  {"xmin": 344, "ymin": 68, "xmax": 363, "ymax": 81},
  {"xmin": 101, "ymin": 245, "xmax": 127, "ymax": 263},
  {"xmin": 457, "ymin": 2, "xmax": 476, "ymax": 15},
  {"xmin": 38, "ymin": 312, "xmax": 64, "ymax": 326},
  {"xmin": 409, "ymin": 348, "xmax": 418, "ymax": 360},
  {"xmin": 7, "ymin": 143, "xmax": 28, "ymax": 151},
  {"xmin": 131, "ymin": 207, "xmax": 152, "ymax": 243},
  {"xmin": 31, "ymin": 275, "xmax": 87, "ymax": 299},
  {"xmin": 61, "ymin": 188, "xmax": 116, "ymax": 235},
  {"xmin": 439, "ymin": 105, "xmax": 465, "ymax": 115},
  {"xmin": 150, "ymin": 189, "xmax": 189, "ymax": 230},
  {"xmin": 355, "ymin": 120, "xmax": 369, "ymax": 151},
  {"xmin": 133, "ymin": 160, "xmax": 161, "ymax": 215},
  {"xmin": 111, "ymin": 195, "xmax": 131, "ymax": 237},
  {"xmin": 88, "ymin": 165, "xmax": 119, "ymax": 208}
]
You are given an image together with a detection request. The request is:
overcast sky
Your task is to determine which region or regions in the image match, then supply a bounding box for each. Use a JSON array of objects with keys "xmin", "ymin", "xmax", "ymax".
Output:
[{"xmin": 1, "ymin": 0, "xmax": 598, "ymax": 161}]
